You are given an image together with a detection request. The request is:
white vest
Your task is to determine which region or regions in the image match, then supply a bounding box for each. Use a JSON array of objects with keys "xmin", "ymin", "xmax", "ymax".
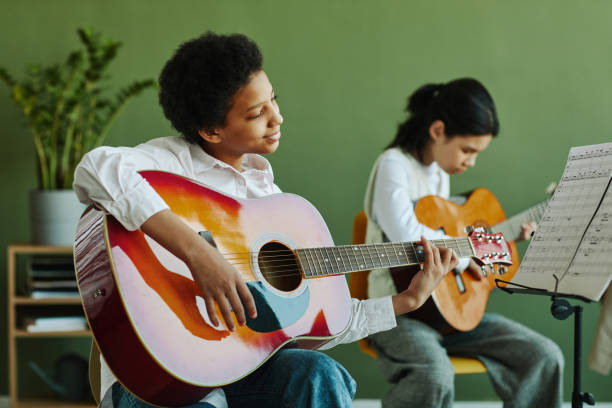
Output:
[{"xmin": 363, "ymin": 148, "xmax": 449, "ymax": 298}]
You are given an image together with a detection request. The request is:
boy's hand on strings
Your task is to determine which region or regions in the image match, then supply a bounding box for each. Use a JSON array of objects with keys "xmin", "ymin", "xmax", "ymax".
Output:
[
  {"xmin": 186, "ymin": 243, "xmax": 257, "ymax": 332},
  {"xmin": 140, "ymin": 209, "xmax": 257, "ymax": 332},
  {"xmin": 392, "ymin": 236, "xmax": 458, "ymax": 315}
]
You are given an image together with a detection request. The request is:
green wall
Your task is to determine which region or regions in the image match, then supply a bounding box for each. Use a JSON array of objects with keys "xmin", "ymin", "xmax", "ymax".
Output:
[{"xmin": 1, "ymin": 0, "xmax": 611, "ymax": 401}]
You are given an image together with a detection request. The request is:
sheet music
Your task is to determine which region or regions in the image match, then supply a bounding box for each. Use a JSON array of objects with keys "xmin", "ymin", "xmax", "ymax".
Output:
[{"xmin": 513, "ymin": 142, "xmax": 612, "ymax": 301}]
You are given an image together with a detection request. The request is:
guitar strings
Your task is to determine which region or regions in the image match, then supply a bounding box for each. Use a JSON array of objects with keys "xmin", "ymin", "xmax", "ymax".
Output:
[
  {"xmin": 215, "ymin": 238, "xmax": 473, "ymax": 254},
  {"xmin": 152, "ymin": 238, "xmax": 477, "ymax": 279},
  {"xmin": 220, "ymin": 246, "xmax": 477, "ymax": 280},
  {"xmin": 215, "ymin": 240, "xmax": 475, "ymax": 258}
]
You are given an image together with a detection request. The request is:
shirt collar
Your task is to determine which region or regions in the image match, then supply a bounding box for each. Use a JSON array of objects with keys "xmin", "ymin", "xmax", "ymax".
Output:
[{"xmin": 190, "ymin": 143, "xmax": 275, "ymax": 177}]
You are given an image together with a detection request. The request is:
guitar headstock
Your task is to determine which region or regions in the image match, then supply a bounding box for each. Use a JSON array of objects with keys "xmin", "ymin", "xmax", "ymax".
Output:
[{"xmin": 467, "ymin": 228, "xmax": 513, "ymax": 266}]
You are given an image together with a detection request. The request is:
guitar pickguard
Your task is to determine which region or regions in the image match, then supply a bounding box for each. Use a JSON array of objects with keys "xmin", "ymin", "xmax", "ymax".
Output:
[{"xmin": 245, "ymin": 281, "xmax": 310, "ymax": 332}]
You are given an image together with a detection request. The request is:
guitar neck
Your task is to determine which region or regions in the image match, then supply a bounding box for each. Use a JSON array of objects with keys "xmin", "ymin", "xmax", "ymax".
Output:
[
  {"xmin": 296, "ymin": 238, "xmax": 474, "ymax": 279},
  {"xmin": 492, "ymin": 199, "xmax": 549, "ymax": 241}
]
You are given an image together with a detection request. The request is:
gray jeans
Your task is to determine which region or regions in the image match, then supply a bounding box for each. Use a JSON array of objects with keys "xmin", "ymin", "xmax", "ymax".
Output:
[{"xmin": 368, "ymin": 313, "xmax": 564, "ymax": 408}]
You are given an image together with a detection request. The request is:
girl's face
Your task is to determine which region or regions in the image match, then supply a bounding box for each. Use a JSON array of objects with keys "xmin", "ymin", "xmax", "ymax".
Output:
[
  {"xmin": 199, "ymin": 70, "xmax": 283, "ymax": 170},
  {"xmin": 430, "ymin": 127, "xmax": 492, "ymax": 175}
]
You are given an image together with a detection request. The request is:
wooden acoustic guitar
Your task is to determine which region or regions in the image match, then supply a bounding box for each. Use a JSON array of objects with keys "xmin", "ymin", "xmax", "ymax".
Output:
[
  {"xmin": 74, "ymin": 172, "xmax": 511, "ymax": 406},
  {"xmin": 392, "ymin": 187, "xmax": 548, "ymax": 332}
]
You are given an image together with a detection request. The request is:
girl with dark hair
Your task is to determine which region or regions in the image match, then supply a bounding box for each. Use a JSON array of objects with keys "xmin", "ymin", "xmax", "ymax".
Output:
[
  {"xmin": 74, "ymin": 33, "xmax": 458, "ymax": 407},
  {"xmin": 363, "ymin": 78, "xmax": 564, "ymax": 408}
]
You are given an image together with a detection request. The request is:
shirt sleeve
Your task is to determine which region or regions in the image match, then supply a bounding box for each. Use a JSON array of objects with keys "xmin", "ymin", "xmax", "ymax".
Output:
[
  {"xmin": 318, "ymin": 296, "xmax": 396, "ymax": 350},
  {"xmin": 73, "ymin": 145, "xmax": 181, "ymax": 231},
  {"xmin": 372, "ymin": 156, "xmax": 447, "ymax": 243}
]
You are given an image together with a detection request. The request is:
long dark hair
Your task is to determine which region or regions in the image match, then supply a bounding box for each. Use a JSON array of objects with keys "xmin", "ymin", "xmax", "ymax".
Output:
[{"xmin": 387, "ymin": 78, "xmax": 499, "ymax": 158}]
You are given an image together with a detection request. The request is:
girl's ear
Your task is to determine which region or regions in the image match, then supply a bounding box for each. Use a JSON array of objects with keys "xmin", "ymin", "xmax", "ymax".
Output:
[
  {"xmin": 198, "ymin": 128, "xmax": 222, "ymax": 144},
  {"xmin": 429, "ymin": 120, "xmax": 446, "ymax": 142}
]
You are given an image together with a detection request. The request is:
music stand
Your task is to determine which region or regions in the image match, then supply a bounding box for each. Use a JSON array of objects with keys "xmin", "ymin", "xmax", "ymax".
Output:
[{"xmin": 496, "ymin": 278, "xmax": 595, "ymax": 407}]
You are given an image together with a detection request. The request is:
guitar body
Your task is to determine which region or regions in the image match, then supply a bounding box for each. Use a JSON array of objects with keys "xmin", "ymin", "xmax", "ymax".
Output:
[
  {"xmin": 74, "ymin": 171, "xmax": 351, "ymax": 406},
  {"xmin": 410, "ymin": 188, "xmax": 519, "ymax": 331}
]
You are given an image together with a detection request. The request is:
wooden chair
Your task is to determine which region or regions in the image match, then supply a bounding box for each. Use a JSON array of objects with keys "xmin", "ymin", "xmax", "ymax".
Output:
[
  {"xmin": 89, "ymin": 341, "xmax": 101, "ymax": 405},
  {"xmin": 350, "ymin": 210, "xmax": 487, "ymax": 374}
]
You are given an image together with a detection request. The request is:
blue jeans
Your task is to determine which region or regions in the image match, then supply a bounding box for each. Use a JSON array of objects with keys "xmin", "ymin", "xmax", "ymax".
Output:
[{"xmin": 111, "ymin": 349, "xmax": 356, "ymax": 408}]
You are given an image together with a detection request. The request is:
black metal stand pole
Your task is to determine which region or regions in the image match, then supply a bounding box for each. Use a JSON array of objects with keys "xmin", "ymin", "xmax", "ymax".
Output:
[
  {"xmin": 551, "ymin": 298, "xmax": 595, "ymax": 407},
  {"xmin": 573, "ymin": 305, "xmax": 583, "ymax": 408}
]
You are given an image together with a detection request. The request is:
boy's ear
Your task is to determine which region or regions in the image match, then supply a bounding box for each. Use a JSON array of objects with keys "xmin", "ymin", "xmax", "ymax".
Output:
[
  {"xmin": 429, "ymin": 120, "xmax": 446, "ymax": 142},
  {"xmin": 198, "ymin": 128, "xmax": 222, "ymax": 144}
]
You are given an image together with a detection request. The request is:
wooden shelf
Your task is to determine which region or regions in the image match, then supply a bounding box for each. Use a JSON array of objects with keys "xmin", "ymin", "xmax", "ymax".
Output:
[
  {"xmin": 8, "ymin": 244, "xmax": 93, "ymax": 405},
  {"xmin": 14, "ymin": 296, "xmax": 82, "ymax": 305},
  {"xmin": 14, "ymin": 329, "xmax": 91, "ymax": 337},
  {"xmin": 8, "ymin": 244, "xmax": 73, "ymax": 254},
  {"xmin": 11, "ymin": 398, "xmax": 96, "ymax": 408}
]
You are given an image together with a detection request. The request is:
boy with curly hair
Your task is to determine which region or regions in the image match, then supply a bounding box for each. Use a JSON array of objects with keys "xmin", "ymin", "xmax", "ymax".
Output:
[{"xmin": 74, "ymin": 32, "xmax": 457, "ymax": 407}]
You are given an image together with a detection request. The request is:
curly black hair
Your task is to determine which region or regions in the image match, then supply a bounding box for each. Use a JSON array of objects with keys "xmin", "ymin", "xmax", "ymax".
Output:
[{"xmin": 159, "ymin": 32, "xmax": 263, "ymax": 144}]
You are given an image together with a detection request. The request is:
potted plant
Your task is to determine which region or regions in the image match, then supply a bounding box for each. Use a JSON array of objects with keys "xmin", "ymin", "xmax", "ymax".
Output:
[{"xmin": 0, "ymin": 27, "xmax": 156, "ymax": 246}]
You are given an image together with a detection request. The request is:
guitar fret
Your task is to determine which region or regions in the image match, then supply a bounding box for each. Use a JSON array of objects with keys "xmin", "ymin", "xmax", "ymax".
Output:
[
  {"xmin": 363, "ymin": 245, "xmax": 373, "ymax": 269},
  {"xmin": 383, "ymin": 244, "xmax": 392, "ymax": 267},
  {"xmin": 296, "ymin": 249, "xmax": 309, "ymax": 278},
  {"xmin": 410, "ymin": 241, "xmax": 422, "ymax": 263},
  {"xmin": 494, "ymin": 199, "xmax": 548, "ymax": 241},
  {"xmin": 376, "ymin": 244, "xmax": 386, "ymax": 267},
  {"xmin": 342, "ymin": 246, "xmax": 353, "ymax": 272},
  {"xmin": 305, "ymin": 248, "xmax": 317, "ymax": 278},
  {"xmin": 327, "ymin": 247, "xmax": 340, "ymax": 275},
  {"xmin": 317, "ymin": 247, "xmax": 331, "ymax": 276},
  {"xmin": 333, "ymin": 248, "xmax": 343, "ymax": 273},
  {"xmin": 392, "ymin": 243, "xmax": 402, "ymax": 265},
  {"xmin": 359, "ymin": 246, "xmax": 368, "ymax": 270},
  {"xmin": 311, "ymin": 247, "xmax": 322, "ymax": 277},
  {"xmin": 322, "ymin": 247, "xmax": 332, "ymax": 275},
  {"xmin": 372, "ymin": 245, "xmax": 380, "ymax": 269},
  {"xmin": 395, "ymin": 243, "xmax": 407, "ymax": 264},
  {"xmin": 378, "ymin": 243, "xmax": 390, "ymax": 268},
  {"xmin": 336, "ymin": 247, "xmax": 348, "ymax": 274}
]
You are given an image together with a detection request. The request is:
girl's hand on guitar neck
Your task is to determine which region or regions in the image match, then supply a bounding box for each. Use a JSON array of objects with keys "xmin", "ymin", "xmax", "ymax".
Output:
[
  {"xmin": 519, "ymin": 221, "xmax": 537, "ymax": 241},
  {"xmin": 391, "ymin": 236, "xmax": 459, "ymax": 316}
]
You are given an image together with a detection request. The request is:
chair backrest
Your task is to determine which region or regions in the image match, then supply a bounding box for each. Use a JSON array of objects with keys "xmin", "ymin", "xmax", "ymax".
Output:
[
  {"xmin": 349, "ymin": 210, "xmax": 487, "ymax": 374},
  {"xmin": 89, "ymin": 340, "xmax": 101, "ymax": 404}
]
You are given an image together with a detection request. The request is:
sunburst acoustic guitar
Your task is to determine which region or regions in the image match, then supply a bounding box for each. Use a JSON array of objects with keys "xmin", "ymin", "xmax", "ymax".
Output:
[
  {"xmin": 74, "ymin": 172, "xmax": 511, "ymax": 406},
  {"xmin": 391, "ymin": 187, "xmax": 548, "ymax": 332}
]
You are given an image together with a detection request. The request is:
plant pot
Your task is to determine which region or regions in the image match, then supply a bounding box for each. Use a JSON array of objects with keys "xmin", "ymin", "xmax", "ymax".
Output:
[{"xmin": 30, "ymin": 190, "xmax": 87, "ymax": 247}]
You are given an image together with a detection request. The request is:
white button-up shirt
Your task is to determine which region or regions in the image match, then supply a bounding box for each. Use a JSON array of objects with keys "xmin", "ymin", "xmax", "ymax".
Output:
[{"xmin": 74, "ymin": 136, "xmax": 396, "ymax": 403}]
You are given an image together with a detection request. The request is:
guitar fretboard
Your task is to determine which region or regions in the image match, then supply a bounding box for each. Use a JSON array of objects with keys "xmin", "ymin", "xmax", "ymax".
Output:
[
  {"xmin": 493, "ymin": 200, "xmax": 548, "ymax": 241},
  {"xmin": 296, "ymin": 238, "xmax": 474, "ymax": 278}
]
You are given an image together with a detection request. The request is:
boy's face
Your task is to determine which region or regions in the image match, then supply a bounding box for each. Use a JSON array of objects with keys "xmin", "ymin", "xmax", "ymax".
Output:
[{"xmin": 201, "ymin": 70, "xmax": 283, "ymax": 169}]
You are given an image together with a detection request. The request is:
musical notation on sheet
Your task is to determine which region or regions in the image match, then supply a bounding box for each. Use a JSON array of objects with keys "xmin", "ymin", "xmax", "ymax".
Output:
[{"xmin": 513, "ymin": 142, "xmax": 612, "ymax": 301}]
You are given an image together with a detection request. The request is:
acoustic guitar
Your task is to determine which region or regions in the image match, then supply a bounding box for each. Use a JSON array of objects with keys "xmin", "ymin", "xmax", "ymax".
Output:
[
  {"xmin": 392, "ymin": 187, "xmax": 548, "ymax": 332},
  {"xmin": 74, "ymin": 172, "xmax": 511, "ymax": 406}
]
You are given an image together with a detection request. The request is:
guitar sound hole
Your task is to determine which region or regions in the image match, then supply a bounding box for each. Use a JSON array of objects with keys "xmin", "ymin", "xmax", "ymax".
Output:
[{"xmin": 258, "ymin": 242, "xmax": 302, "ymax": 292}]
